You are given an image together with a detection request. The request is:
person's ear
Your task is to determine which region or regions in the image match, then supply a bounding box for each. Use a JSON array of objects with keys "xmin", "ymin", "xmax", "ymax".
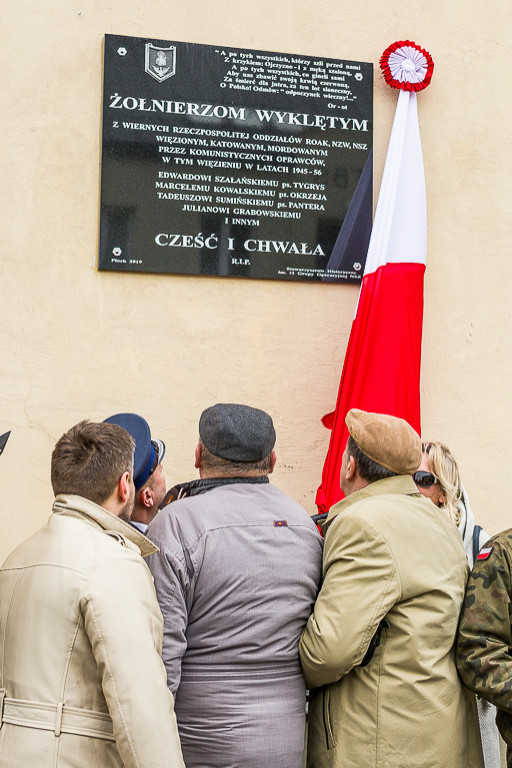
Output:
[
  {"xmin": 119, "ymin": 471, "xmax": 130, "ymax": 502},
  {"xmin": 140, "ymin": 485, "xmax": 154, "ymax": 508},
  {"xmin": 346, "ymin": 454, "xmax": 356, "ymax": 480},
  {"xmin": 194, "ymin": 442, "xmax": 202, "ymax": 469},
  {"xmin": 269, "ymin": 450, "xmax": 277, "ymax": 474}
]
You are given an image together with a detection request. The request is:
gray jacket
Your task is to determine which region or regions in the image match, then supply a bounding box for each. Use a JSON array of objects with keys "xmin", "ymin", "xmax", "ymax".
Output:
[{"xmin": 147, "ymin": 480, "xmax": 322, "ymax": 768}]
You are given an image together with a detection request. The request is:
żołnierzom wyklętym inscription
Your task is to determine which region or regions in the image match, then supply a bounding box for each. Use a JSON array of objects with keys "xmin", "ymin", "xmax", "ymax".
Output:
[{"xmin": 99, "ymin": 34, "xmax": 373, "ymax": 282}]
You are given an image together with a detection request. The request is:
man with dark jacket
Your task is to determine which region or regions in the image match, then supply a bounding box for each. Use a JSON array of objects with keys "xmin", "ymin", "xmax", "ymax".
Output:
[
  {"xmin": 147, "ymin": 403, "xmax": 323, "ymax": 768},
  {"xmin": 299, "ymin": 408, "xmax": 483, "ymax": 768}
]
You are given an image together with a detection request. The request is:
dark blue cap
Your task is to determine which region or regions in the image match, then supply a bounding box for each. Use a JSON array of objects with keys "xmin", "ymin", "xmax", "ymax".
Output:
[{"xmin": 103, "ymin": 413, "xmax": 165, "ymax": 491}]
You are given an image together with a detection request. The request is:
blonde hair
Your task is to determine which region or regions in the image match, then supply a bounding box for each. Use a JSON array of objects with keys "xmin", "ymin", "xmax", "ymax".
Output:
[{"xmin": 422, "ymin": 441, "xmax": 463, "ymax": 526}]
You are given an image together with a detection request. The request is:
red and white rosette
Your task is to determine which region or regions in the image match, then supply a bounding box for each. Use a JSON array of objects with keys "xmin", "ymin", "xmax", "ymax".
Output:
[{"xmin": 380, "ymin": 40, "xmax": 434, "ymax": 92}]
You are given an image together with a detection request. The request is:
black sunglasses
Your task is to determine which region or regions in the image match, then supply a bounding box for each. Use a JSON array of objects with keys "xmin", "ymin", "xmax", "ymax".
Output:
[{"xmin": 412, "ymin": 470, "xmax": 438, "ymax": 488}]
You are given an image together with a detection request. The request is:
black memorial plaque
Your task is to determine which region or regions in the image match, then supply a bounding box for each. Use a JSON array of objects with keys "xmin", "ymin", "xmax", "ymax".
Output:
[{"xmin": 99, "ymin": 34, "xmax": 373, "ymax": 282}]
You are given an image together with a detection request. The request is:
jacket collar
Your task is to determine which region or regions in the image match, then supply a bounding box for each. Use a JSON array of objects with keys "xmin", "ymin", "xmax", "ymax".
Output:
[
  {"xmin": 160, "ymin": 475, "xmax": 269, "ymax": 507},
  {"xmin": 52, "ymin": 494, "xmax": 158, "ymax": 557},
  {"xmin": 324, "ymin": 475, "xmax": 420, "ymax": 533}
]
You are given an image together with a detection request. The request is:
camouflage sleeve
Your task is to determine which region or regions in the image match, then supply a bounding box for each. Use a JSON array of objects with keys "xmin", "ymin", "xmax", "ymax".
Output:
[{"xmin": 456, "ymin": 534, "xmax": 512, "ymax": 712}]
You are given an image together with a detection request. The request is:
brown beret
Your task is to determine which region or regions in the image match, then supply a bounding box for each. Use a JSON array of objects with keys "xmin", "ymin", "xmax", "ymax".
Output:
[{"xmin": 346, "ymin": 408, "xmax": 421, "ymax": 475}]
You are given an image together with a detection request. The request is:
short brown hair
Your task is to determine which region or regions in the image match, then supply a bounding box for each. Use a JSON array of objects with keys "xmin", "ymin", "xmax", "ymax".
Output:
[{"xmin": 51, "ymin": 420, "xmax": 135, "ymax": 505}]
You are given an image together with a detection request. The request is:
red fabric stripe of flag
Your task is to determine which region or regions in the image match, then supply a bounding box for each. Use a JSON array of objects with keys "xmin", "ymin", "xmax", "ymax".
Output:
[
  {"xmin": 316, "ymin": 262, "xmax": 424, "ymax": 511},
  {"xmin": 316, "ymin": 90, "xmax": 426, "ymax": 513}
]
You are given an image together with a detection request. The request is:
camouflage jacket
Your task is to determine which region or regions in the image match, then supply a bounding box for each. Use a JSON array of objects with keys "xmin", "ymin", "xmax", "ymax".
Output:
[{"xmin": 457, "ymin": 528, "xmax": 512, "ymax": 758}]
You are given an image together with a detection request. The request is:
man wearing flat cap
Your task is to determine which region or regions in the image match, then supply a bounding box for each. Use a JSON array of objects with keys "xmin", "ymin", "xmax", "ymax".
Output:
[
  {"xmin": 104, "ymin": 413, "xmax": 166, "ymax": 534},
  {"xmin": 299, "ymin": 409, "xmax": 484, "ymax": 768},
  {"xmin": 147, "ymin": 403, "xmax": 323, "ymax": 768}
]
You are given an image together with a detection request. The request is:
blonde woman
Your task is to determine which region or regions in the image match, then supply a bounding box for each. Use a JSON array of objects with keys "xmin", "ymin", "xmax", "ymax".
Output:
[{"xmin": 414, "ymin": 441, "xmax": 500, "ymax": 768}]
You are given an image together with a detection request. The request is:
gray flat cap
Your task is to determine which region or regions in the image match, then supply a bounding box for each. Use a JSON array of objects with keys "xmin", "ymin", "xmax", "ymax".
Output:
[{"xmin": 199, "ymin": 403, "xmax": 276, "ymax": 462}]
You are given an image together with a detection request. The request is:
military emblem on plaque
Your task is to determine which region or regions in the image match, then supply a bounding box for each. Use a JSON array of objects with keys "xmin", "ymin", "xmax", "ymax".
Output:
[{"xmin": 145, "ymin": 44, "xmax": 176, "ymax": 82}]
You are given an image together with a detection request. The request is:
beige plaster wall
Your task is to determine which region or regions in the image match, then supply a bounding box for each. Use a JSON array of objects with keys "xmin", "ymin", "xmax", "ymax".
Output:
[{"xmin": 1, "ymin": 0, "xmax": 511, "ymax": 560}]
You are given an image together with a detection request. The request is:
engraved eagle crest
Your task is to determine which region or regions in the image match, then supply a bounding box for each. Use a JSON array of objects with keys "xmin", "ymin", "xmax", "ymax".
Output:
[{"xmin": 145, "ymin": 44, "xmax": 176, "ymax": 82}]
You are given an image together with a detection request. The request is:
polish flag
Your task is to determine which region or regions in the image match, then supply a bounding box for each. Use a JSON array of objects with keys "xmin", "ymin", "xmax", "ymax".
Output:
[{"xmin": 315, "ymin": 42, "xmax": 434, "ymax": 514}]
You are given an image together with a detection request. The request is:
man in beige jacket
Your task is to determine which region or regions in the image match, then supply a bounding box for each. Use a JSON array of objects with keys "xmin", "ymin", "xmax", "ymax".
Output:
[
  {"xmin": 299, "ymin": 409, "xmax": 483, "ymax": 768},
  {"xmin": 0, "ymin": 420, "xmax": 184, "ymax": 768}
]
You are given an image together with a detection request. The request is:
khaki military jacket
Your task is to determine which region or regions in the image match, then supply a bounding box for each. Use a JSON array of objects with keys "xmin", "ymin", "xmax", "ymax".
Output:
[
  {"xmin": 457, "ymin": 528, "xmax": 512, "ymax": 766},
  {"xmin": 299, "ymin": 475, "xmax": 484, "ymax": 768},
  {"xmin": 0, "ymin": 494, "xmax": 184, "ymax": 768}
]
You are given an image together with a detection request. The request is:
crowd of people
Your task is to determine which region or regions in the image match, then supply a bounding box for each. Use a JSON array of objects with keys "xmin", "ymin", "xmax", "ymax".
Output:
[{"xmin": 0, "ymin": 404, "xmax": 509, "ymax": 768}]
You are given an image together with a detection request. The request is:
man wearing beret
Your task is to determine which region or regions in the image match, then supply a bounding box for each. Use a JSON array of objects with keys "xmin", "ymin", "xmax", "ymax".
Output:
[
  {"xmin": 299, "ymin": 409, "xmax": 484, "ymax": 768},
  {"xmin": 147, "ymin": 403, "xmax": 323, "ymax": 768},
  {"xmin": 104, "ymin": 412, "xmax": 167, "ymax": 534}
]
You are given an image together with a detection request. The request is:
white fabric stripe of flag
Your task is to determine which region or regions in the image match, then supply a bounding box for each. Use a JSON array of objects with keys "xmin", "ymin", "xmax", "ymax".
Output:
[{"xmin": 363, "ymin": 89, "xmax": 427, "ymax": 277}]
